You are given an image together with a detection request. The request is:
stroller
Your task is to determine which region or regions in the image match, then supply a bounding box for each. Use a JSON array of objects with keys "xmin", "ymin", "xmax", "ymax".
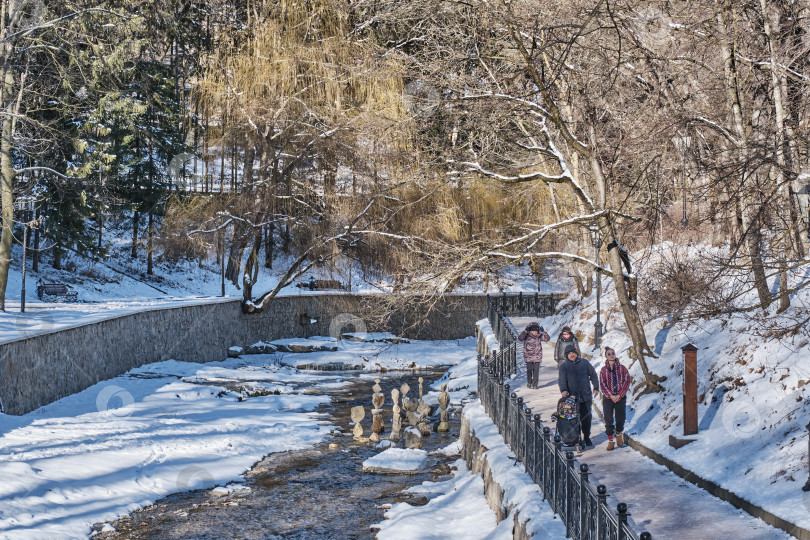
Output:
[{"xmin": 552, "ymin": 395, "xmax": 583, "ymax": 450}]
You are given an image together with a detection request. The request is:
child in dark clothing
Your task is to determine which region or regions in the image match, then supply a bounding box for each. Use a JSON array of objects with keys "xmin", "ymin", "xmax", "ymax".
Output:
[{"xmin": 554, "ymin": 326, "xmax": 580, "ymax": 366}]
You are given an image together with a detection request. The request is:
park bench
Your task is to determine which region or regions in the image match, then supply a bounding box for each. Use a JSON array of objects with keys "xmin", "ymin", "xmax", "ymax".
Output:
[{"xmin": 36, "ymin": 283, "xmax": 79, "ymax": 302}]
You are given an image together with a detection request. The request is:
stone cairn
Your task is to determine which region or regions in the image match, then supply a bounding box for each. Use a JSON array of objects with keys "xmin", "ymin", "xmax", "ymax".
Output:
[
  {"xmin": 389, "ymin": 388, "xmax": 402, "ymax": 442},
  {"xmin": 415, "ymin": 377, "xmax": 433, "ymax": 436},
  {"xmin": 370, "ymin": 379, "xmax": 385, "ymax": 443},
  {"xmin": 437, "ymin": 383, "xmax": 450, "ymax": 432},
  {"xmin": 400, "ymin": 382, "xmax": 422, "ymax": 449},
  {"xmin": 351, "ymin": 405, "xmax": 365, "ymax": 441}
]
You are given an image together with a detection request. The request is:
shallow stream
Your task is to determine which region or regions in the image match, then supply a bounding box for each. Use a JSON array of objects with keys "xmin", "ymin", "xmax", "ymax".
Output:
[{"xmin": 92, "ymin": 369, "xmax": 461, "ymax": 539}]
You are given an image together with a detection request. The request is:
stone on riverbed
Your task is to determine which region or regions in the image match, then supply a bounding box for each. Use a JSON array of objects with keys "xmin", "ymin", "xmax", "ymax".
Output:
[
  {"xmin": 403, "ymin": 426, "xmax": 423, "ymax": 449},
  {"xmin": 341, "ymin": 332, "xmax": 410, "ymax": 344},
  {"xmin": 362, "ymin": 448, "xmax": 428, "ymax": 474},
  {"xmin": 271, "ymin": 337, "xmax": 339, "ymax": 353},
  {"xmin": 243, "ymin": 342, "xmax": 277, "ymax": 355}
]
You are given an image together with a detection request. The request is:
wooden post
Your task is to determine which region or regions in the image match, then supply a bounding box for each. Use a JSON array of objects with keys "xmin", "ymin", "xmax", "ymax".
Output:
[{"xmin": 682, "ymin": 343, "xmax": 698, "ymax": 436}]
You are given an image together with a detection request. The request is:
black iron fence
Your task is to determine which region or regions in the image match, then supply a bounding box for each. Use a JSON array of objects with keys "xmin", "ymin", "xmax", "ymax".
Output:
[{"xmin": 479, "ymin": 294, "xmax": 651, "ymax": 540}]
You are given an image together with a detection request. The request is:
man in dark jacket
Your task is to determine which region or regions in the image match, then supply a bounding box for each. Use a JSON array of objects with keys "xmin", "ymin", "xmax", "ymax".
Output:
[
  {"xmin": 518, "ymin": 322, "xmax": 550, "ymax": 389},
  {"xmin": 558, "ymin": 344, "xmax": 599, "ymax": 447}
]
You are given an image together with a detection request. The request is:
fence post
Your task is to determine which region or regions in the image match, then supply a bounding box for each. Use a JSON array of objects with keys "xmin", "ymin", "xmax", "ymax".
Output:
[
  {"xmin": 477, "ymin": 354, "xmax": 483, "ymax": 403},
  {"xmin": 531, "ymin": 413, "xmax": 542, "ymax": 483},
  {"xmin": 565, "ymin": 451, "xmax": 576, "ymax": 538},
  {"xmin": 596, "ymin": 485, "xmax": 607, "ymax": 540},
  {"xmin": 681, "ymin": 343, "xmax": 699, "ymax": 436},
  {"xmin": 502, "ymin": 383, "xmax": 511, "ymax": 436},
  {"xmin": 553, "ymin": 434, "xmax": 563, "ymax": 514},
  {"xmin": 515, "ymin": 396, "xmax": 524, "ymax": 457},
  {"xmin": 617, "ymin": 503, "xmax": 629, "ymax": 540},
  {"xmin": 506, "ymin": 392, "xmax": 518, "ymax": 448},
  {"xmin": 542, "ymin": 426, "xmax": 551, "ymax": 500},
  {"xmin": 580, "ymin": 463, "xmax": 590, "ymax": 540},
  {"xmin": 524, "ymin": 407, "xmax": 533, "ymax": 472}
]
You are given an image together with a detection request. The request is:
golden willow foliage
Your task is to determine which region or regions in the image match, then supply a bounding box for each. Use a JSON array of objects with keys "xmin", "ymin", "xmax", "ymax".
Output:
[
  {"xmin": 165, "ymin": 0, "xmax": 575, "ymax": 291},
  {"xmin": 194, "ymin": 0, "xmax": 406, "ymax": 161}
]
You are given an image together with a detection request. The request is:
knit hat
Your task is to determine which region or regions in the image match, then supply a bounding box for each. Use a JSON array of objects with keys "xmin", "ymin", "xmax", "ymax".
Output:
[
  {"xmin": 561, "ymin": 326, "xmax": 572, "ymax": 334},
  {"xmin": 527, "ymin": 322, "xmax": 540, "ymax": 332},
  {"xmin": 564, "ymin": 344, "xmax": 578, "ymax": 357}
]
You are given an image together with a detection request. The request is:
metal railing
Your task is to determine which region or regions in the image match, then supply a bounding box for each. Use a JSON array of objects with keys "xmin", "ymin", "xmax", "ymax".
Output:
[{"xmin": 479, "ymin": 294, "xmax": 651, "ymax": 540}]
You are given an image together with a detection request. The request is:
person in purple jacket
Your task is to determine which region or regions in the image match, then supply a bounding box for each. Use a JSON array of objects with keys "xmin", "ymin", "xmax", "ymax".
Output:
[{"xmin": 518, "ymin": 322, "xmax": 550, "ymax": 389}]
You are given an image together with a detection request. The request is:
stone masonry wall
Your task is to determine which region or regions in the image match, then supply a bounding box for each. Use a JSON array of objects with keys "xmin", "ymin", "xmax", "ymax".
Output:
[{"xmin": 0, "ymin": 293, "xmax": 492, "ymax": 415}]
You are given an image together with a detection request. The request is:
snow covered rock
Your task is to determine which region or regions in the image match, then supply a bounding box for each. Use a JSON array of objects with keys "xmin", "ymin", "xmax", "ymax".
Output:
[
  {"xmin": 227, "ymin": 346, "xmax": 243, "ymax": 358},
  {"xmin": 272, "ymin": 337, "xmax": 338, "ymax": 353},
  {"xmin": 403, "ymin": 426, "xmax": 423, "ymax": 449},
  {"xmin": 341, "ymin": 332, "xmax": 410, "ymax": 344},
  {"xmin": 362, "ymin": 448, "xmax": 429, "ymax": 474},
  {"xmin": 244, "ymin": 342, "xmax": 277, "ymax": 355}
]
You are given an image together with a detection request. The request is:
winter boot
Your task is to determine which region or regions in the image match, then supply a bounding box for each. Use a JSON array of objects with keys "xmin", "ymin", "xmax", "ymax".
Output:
[
  {"xmin": 616, "ymin": 433, "xmax": 624, "ymax": 447},
  {"xmin": 607, "ymin": 438, "xmax": 615, "ymax": 451}
]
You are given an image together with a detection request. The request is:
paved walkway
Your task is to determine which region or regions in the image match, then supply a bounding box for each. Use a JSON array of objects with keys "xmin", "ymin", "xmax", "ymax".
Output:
[{"xmin": 508, "ymin": 317, "xmax": 790, "ymax": 540}]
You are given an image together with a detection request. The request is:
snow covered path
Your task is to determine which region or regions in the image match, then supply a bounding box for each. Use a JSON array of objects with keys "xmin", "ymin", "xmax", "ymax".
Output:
[{"xmin": 508, "ymin": 318, "xmax": 790, "ymax": 539}]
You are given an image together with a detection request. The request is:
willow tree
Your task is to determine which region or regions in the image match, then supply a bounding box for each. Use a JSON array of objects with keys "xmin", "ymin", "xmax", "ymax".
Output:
[
  {"xmin": 191, "ymin": 0, "xmax": 407, "ymax": 310},
  {"xmin": 357, "ymin": 0, "xmax": 680, "ymax": 391}
]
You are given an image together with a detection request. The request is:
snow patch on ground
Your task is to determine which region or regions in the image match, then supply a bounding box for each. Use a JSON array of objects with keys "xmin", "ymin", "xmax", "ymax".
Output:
[{"xmin": 374, "ymin": 461, "xmax": 500, "ymax": 540}]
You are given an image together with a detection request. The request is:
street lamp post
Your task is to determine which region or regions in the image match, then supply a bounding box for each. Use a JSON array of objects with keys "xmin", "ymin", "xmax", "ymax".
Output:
[
  {"xmin": 15, "ymin": 197, "xmax": 35, "ymax": 313},
  {"xmin": 588, "ymin": 222, "xmax": 603, "ymax": 349},
  {"xmin": 675, "ymin": 134, "xmax": 691, "ymax": 228}
]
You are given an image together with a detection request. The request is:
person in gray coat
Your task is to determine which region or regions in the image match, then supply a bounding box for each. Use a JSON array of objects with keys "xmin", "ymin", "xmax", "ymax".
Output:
[
  {"xmin": 558, "ymin": 344, "xmax": 599, "ymax": 447},
  {"xmin": 554, "ymin": 326, "xmax": 580, "ymax": 366}
]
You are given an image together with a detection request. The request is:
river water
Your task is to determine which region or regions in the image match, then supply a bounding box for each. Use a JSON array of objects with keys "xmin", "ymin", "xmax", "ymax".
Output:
[{"xmin": 92, "ymin": 369, "xmax": 461, "ymax": 539}]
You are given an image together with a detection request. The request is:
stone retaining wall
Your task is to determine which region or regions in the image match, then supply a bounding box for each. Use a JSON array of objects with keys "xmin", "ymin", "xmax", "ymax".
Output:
[
  {"xmin": 0, "ymin": 293, "xmax": 493, "ymax": 415},
  {"xmin": 459, "ymin": 414, "xmax": 533, "ymax": 539}
]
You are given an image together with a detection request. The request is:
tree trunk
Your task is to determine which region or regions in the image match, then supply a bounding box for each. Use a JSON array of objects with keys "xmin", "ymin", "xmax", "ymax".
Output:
[
  {"xmin": 225, "ymin": 143, "xmax": 255, "ymax": 285},
  {"xmin": 131, "ymin": 210, "xmax": 139, "ymax": 258},
  {"xmin": 147, "ymin": 210, "xmax": 154, "ymax": 275},
  {"xmin": 97, "ymin": 213, "xmax": 103, "ymax": 250},
  {"xmin": 603, "ymin": 220, "xmax": 662, "ymax": 391},
  {"xmin": 718, "ymin": 4, "xmax": 772, "ymax": 309},
  {"xmin": 760, "ymin": 0, "xmax": 792, "ymax": 311},
  {"xmin": 53, "ymin": 244, "xmax": 62, "ymax": 270},
  {"xmin": 0, "ymin": 67, "xmax": 13, "ymax": 311},
  {"xmin": 33, "ymin": 206, "xmax": 39, "ymax": 272},
  {"xmin": 225, "ymin": 231, "xmax": 247, "ymax": 287},
  {"xmin": 242, "ymin": 230, "xmax": 262, "ymax": 302},
  {"xmin": 265, "ymin": 222, "xmax": 273, "ymax": 268}
]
